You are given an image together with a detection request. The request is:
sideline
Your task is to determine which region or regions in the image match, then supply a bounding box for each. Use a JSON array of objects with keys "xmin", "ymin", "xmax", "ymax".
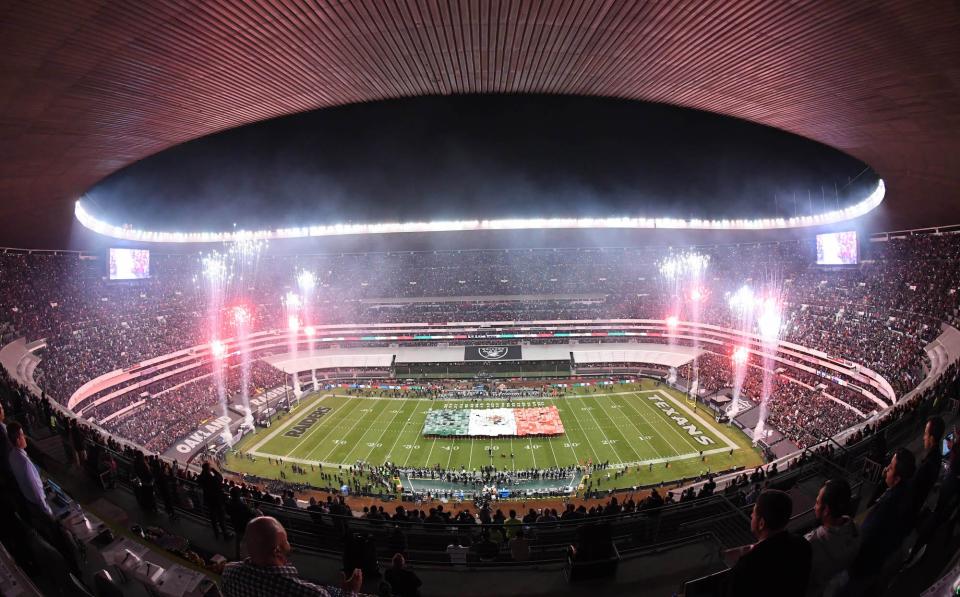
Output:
[
  {"xmin": 243, "ymin": 386, "xmax": 742, "ymax": 470},
  {"xmin": 246, "ymin": 393, "xmax": 330, "ymax": 453},
  {"xmin": 247, "ymin": 444, "xmax": 735, "ymax": 471},
  {"xmin": 654, "ymin": 389, "xmax": 740, "ymax": 451}
]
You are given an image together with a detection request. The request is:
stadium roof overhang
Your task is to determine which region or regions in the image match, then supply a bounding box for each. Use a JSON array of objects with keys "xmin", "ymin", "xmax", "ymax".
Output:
[{"xmin": 1, "ymin": 1, "xmax": 958, "ymax": 248}]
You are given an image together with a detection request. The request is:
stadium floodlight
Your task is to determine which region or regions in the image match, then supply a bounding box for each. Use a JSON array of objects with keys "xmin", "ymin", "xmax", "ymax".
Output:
[
  {"xmin": 283, "ymin": 292, "xmax": 301, "ymax": 309},
  {"xmin": 210, "ymin": 339, "xmax": 226, "ymax": 359},
  {"xmin": 297, "ymin": 270, "xmax": 316, "ymax": 291},
  {"xmin": 287, "ymin": 315, "xmax": 300, "ymax": 332},
  {"xmin": 74, "ymin": 179, "xmax": 886, "ymax": 243},
  {"xmin": 665, "ymin": 315, "xmax": 679, "ymax": 329},
  {"xmin": 732, "ymin": 346, "xmax": 749, "ymax": 365}
]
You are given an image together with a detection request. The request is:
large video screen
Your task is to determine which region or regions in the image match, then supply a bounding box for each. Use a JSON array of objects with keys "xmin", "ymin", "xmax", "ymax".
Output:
[
  {"xmin": 108, "ymin": 248, "xmax": 150, "ymax": 280},
  {"xmin": 816, "ymin": 231, "xmax": 858, "ymax": 265}
]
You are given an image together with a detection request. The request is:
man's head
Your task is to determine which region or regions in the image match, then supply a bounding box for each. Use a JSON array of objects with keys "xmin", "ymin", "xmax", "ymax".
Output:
[
  {"xmin": 814, "ymin": 479, "xmax": 851, "ymax": 526},
  {"xmin": 750, "ymin": 489, "xmax": 793, "ymax": 540},
  {"xmin": 884, "ymin": 448, "xmax": 917, "ymax": 488},
  {"xmin": 391, "ymin": 553, "xmax": 406, "ymax": 569},
  {"xmin": 0, "ymin": 402, "xmax": 5, "ymax": 423},
  {"xmin": 245, "ymin": 516, "xmax": 291, "ymax": 566},
  {"xmin": 6, "ymin": 421, "xmax": 25, "ymax": 450},
  {"xmin": 923, "ymin": 416, "xmax": 946, "ymax": 452},
  {"xmin": 509, "ymin": 509, "xmax": 517, "ymax": 519}
]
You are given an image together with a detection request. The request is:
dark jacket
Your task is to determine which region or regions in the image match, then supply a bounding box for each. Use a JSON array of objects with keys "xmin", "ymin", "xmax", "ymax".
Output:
[
  {"xmin": 227, "ymin": 496, "xmax": 258, "ymax": 536},
  {"xmin": 0, "ymin": 422, "xmax": 10, "ymax": 473},
  {"xmin": 912, "ymin": 449, "xmax": 941, "ymax": 515},
  {"xmin": 852, "ymin": 481, "xmax": 913, "ymax": 574},
  {"xmin": 198, "ymin": 469, "xmax": 225, "ymax": 507},
  {"xmin": 385, "ymin": 567, "xmax": 422, "ymax": 597},
  {"xmin": 729, "ymin": 531, "xmax": 812, "ymax": 597}
]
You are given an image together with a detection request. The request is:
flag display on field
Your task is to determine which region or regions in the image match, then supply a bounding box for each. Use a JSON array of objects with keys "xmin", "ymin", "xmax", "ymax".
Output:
[{"xmin": 423, "ymin": 406, "xmax": 564, "ymax": 437}]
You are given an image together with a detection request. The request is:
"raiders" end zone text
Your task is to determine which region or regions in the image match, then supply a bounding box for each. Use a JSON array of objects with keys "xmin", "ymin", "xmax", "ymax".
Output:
[{"xmin": 284, "ymin": 406, "xmax": 332, "ymax": 438}]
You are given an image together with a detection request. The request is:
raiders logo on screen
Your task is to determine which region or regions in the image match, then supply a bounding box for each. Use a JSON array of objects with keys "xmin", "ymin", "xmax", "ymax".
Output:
[
  {"xmin": 465, "ymin": 345, "xmax": 522, "ymax": 361},
  {"xmin": 479, "ymin": 347, "xmax": 509, "ymax": 359}
]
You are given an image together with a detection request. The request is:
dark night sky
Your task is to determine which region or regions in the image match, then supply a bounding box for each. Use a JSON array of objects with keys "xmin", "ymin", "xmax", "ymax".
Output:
[{"xmin": 83, "ymin": 94, "xmax": 876, "ymax": 232}]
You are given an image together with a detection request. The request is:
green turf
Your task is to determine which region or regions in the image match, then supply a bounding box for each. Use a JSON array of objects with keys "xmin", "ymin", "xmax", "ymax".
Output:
[{"xmin": 226, "ymin": 380, "xmax": 763, "ymax": 491}]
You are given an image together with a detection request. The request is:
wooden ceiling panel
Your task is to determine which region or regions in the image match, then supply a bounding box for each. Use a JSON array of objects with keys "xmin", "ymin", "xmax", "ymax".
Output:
[{"xmin": 1, "ymin": 0, "xmax": 958, "ymax": 247}]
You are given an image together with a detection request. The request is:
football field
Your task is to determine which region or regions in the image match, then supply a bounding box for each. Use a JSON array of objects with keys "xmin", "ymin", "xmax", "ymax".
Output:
[{"xmin": 227, "ymin": 380, "xmax": 762, "ymax": 490}]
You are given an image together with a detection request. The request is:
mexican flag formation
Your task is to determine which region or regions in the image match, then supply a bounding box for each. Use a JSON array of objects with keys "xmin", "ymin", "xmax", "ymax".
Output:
[{"xmin": 422, "ymin": 406, "xmax": 565, "ymax": 437}]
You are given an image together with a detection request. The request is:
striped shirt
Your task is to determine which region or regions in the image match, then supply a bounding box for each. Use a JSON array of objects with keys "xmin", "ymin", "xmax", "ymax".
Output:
[{"xmin": 222, "ymin": 560, "xmax": 346, "ymax": 597}]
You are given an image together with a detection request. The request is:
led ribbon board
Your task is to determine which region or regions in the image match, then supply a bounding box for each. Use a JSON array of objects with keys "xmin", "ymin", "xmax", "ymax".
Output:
[{"xmin": 76, "ymin": 181, "xmax": 884, "ymax": 243}]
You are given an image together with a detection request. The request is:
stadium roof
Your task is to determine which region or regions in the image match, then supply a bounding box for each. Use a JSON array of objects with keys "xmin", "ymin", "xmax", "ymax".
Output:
[{"xmin": 2, "ymin": 1, "xmax": 958, "ymax": 248}]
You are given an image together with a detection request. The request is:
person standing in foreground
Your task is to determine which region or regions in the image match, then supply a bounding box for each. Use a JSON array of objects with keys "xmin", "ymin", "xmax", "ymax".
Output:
[
  {"xmin": 729, "ymin": 489, "xmax": 811, "ymax": 597},
  {"xmin": 198, "ymin": 460, "xmax": 231, "ymax": 540},
  {"xmin": 5, "ymin": 421, "xmax": 52, "ymax": 517}
]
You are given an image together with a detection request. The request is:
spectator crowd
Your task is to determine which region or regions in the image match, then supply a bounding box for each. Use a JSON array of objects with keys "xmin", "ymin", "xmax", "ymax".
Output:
[{"xmin": 0, "ymin": 232, "xmax": 957, "ymax": 472}]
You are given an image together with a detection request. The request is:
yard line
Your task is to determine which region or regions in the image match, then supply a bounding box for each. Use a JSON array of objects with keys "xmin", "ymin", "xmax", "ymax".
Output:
[
  {"xmin": 360, "ymin": 398, "xmax": 403, "ymax": 463},
  {"xmin": 592, "ymin": 399, "xmax": 647, "ymax": 462},
  {"xmin": 423, "ymin": 437, "xmax": 439, "ymax": 468},
  {"xmin": 655, "ymin": 390, "xmax": 739, "ymax": 451},
  {"xmin": 309, "ymin": 398, "xmax": 377, "ymax": 462},
  {"xmin": 553, "ymin": 403, "xmax": 583, "ymax": 463},
  {"xmin": 337, "ymin": 400, "xmax": 394, "ymax": 467},
  {"xmin": 526, "ymin": 436, "xmax": 538, "ymax": 469},
  {"xmin": 248, "ymin": 393, "xmax": 327, "ymax": 453},
  {"xmin": 620, "ymin": 392, "xmax": 683, "ymax": 456},
  {"xmin": 361, "ymin": 400, "xmax": 411, "ymax": 463},
  {"xmin": 545, "ymin": 434, "xmax": 561, "ymax": 468},
  {"xmin": 399, "ymin": 402, "xmax": 429, "ymax": 467},
  {"xmin": 579, "ymin": 396, "xmax": 625, "ymax": 465},
  {"xmin": 610, "ymin": 394, "xmax": 665, "ymax": 460},
  {"xmin": 468, "ymin": 437, "xmax": 474, "ymax": 470},
  {"xmin": 644, "ymin": 391, "xmax": 708, "ymax": 454},
  {"xmin": 289, "ymin": 397, "xmax": 369, "ymax": 460},
  {"xmin": 559, "ymin": 395, "xmax": 604, "ymax": 465},
  {"xmin": 383, "ymin": 399, "xmax": 420, "ymax": 464},
  {"xmin": 281, "ymin": 395, "xmax": 362, "ymax": 458},
  {"xmin": 421, "ymin": 404, "xmax": 439, "ymax": 467},
  {"xmin": 445, "ymin": 438, "xmax": 455, "ymax": 469}
]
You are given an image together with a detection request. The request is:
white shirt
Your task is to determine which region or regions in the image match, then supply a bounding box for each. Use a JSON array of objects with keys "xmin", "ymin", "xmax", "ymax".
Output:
[{"xmin": 8, "ymin": 447, "xmax": 52, "ymax": 516}]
